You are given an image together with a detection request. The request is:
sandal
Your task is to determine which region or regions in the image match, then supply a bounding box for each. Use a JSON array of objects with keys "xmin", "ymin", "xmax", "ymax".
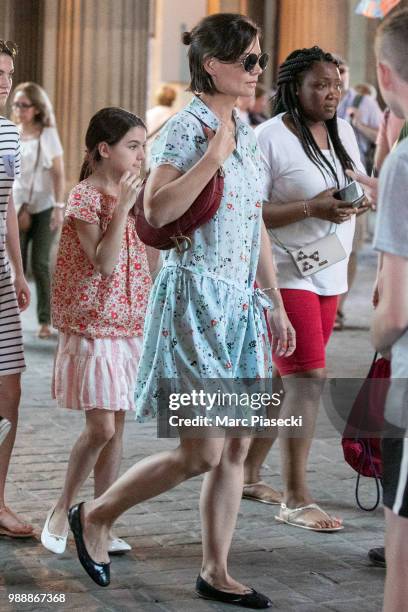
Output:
[
  {"xmin": 0, "ymin": 506, "xmax": 35, "ymax": 538},
  {"xmin": 275, "ymin": 503, "xmax": 344, "ymax": 532},
  {"xmin": 242, "ymin": 481, "xmax": 282, "ymax": 505}
]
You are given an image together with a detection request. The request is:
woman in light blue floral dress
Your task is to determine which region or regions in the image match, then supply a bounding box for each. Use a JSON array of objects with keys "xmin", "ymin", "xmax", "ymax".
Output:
[
  {"xmin": 68, "ymin": 14, "xmax": 294, "ymax": 608},
  {"xmin": 135, "ymin": 95, "xmax": 279, "ymax": 418}
]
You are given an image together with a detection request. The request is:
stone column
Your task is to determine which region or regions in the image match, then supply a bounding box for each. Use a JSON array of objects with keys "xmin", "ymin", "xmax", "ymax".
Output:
[
  {"xmin": 42, "ymin": 0, "xmax": 150, "ymax": 187},
  {"xmin": 278, "ymin": 0, "xmax": 348, "ymax": 63}
]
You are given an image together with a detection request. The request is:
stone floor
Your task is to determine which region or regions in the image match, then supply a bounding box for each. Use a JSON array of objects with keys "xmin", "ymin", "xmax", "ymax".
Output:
[{"xmin": 0, "ymin": 245, "xmax": 385, "ymax": 611}]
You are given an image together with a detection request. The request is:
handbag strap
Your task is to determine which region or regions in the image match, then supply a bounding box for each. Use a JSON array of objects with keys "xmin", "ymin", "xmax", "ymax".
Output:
[
  {"xmin": 268, "ymin": 222, "xmax": 338, "ymax": 255},
  {"xmin": 355, "ymin": 444, "xmax": 382, "ymax": 512},
  {"xmin": 27, "ymin": 130, "xmax": 42, "ymax": 203},
  {"xmin": 184, "ymin": 110, "xmax": 224, "ymax": 176},
  {"xmin": 185, "ymin": 110, "xmax": 213, "ymax": 133}
]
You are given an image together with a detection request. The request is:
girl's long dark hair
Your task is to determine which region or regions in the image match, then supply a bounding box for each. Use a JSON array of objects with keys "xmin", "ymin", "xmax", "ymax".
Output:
[
  {"xmin": 273, "ymin": 46, "xmax": 355, "ymax": 187},
  {"xmin": 79, "ymin": 107, "xmax": 146, "ymax": 181}
]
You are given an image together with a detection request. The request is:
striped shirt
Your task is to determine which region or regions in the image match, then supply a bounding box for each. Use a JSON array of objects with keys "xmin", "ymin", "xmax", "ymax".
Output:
[{"xmin": 0, "ymin": 116, "xmax": 24, "ymax": 376}]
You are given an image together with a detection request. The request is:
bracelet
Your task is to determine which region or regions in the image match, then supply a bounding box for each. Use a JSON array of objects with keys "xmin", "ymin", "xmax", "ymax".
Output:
[
  {"xmin": 53, "ymin": 202, "xmax": 65, "ymax": 209},
  {"xmin": 261, "ymin": 286, "xmax": 280, "ymax": 293},
  {"xmin": 303, "ymin": 200, "xmax": 311, "ymax": 217}
]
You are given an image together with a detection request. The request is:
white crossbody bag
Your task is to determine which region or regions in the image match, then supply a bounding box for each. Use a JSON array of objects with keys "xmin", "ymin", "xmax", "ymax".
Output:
[{"xmin": 270, "ymin": 226, "xmax": 347, "ymax": 278}]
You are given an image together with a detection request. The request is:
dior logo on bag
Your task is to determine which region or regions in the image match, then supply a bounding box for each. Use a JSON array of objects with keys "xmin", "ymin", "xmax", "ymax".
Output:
[{"xmin": 289, "ymin": 233, "xmax": 347, "ymax": 278}]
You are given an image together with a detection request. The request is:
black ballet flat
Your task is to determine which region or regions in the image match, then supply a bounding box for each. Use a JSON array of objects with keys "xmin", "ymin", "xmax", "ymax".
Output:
[
  {"xmin": 195, "ymin": 575, "xmax": 273, "ymax": 609},
  {"xmin": 68, "ymin": 502, "xmax": 110, "ymax": 587}
]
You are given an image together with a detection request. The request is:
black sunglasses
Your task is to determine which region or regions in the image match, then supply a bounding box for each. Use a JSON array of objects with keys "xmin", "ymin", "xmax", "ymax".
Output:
[{"xmin": 240, "ymin": 52, "xmax": 269, "ymax": 73}]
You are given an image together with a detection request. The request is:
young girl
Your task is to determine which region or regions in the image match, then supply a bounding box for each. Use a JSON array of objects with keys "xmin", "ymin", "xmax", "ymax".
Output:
[{"xmin": 41, "ymin": 107, "xmax": 152, "ymax": 555}]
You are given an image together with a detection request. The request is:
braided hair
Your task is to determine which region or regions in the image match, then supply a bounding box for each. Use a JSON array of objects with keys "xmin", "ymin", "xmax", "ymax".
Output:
[{"xmin": 274, "ymin": 46, "xmax": 355, "ymax": 187}]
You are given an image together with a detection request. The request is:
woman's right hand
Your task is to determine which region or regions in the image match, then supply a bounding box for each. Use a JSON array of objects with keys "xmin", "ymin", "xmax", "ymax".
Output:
[
  {"xmin": 309, "ymin": 188, "xmax": 356, "ymax": 224},
  {"xmin": 118, "ymin": 171, "xmax": 142, "ymax": 212},
  {"xmin": 203, "ymin": 122, "xmax": 236, "ymax": 167}
]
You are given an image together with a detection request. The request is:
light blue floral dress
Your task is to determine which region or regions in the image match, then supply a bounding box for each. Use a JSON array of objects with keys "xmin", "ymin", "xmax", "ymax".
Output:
[{"xmin": 135, "ymin": 96, "xmax": 273, "ymax": 420}]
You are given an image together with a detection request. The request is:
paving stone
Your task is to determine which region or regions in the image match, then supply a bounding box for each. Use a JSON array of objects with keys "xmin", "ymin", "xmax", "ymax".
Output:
[{"xmin": 0, "ymin": 245, "xmax": 385, "ymax": 611}]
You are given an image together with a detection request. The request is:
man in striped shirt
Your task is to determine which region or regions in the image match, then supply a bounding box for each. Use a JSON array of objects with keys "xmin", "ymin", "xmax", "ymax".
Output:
[{"xmin": 0, "ymin": 40, "xmax": 33, "ymax": 538}]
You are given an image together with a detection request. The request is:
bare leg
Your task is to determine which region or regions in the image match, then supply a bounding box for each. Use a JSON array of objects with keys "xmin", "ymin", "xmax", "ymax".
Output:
[
  {"xmin": 244, "ymin": 437, "xmax": 275, "ymax": 484},
  {"xmin": 279, "ymin": 369, "xmax": 341, "ymax": 529},
  {"xmin": 0, "ymin": 373, "xmax": 33, "ymax": 534},
  {"xmin": 383, "ymin": 508, "xmax": 408, "ymax": 612},
  {"xmin": 93, "ymin": 411, "xmax": 126, "ymax": 540},
  {"xmin": 200, "ymin": 435, "xmax": 252, "ymax": 593},
  {"xmin": 49, "ymin": 409, "xmax": 117, "ymax": 536},
  {"xmin": 94, "ymin": 411, "xmax": 126, "ymax": 498},
  {"xmin": 243, "ymin": 375, "xmax": 283, "ymax": 503},
  {"xmin": 81, "ymin": 434, "xmax": 228, "ymax": 564}
]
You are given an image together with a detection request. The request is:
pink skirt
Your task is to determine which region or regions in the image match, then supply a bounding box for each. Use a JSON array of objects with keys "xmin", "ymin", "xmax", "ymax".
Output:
[{"xmin": 52, "ymin": 333, "xmax": 143, "ymax": 411}]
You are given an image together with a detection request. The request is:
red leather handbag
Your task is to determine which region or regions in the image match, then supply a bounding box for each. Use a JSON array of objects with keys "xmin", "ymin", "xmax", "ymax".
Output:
[
  {"xmin": 134, "ymin": 114, "xmax": 224, "ymax": 253},
  {"xmin": 342, "ymin": 353, "xmax": 391, "ymax": 510}
]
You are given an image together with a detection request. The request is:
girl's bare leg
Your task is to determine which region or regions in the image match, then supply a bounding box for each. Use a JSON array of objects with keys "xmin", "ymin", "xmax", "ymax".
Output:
[
  {"xmin": 93, "ymin": 411, "xmax": 126, "ymax": 498},
  {"xmin": 93, "ymin": 411, "xmax": 126, "ymax": 540},
  {"xmin": 49, "ymin": 409, "xmax": 117, "ymax": 536}
]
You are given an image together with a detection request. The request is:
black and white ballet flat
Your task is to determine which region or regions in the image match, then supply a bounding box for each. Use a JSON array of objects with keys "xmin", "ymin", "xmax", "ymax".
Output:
[
  {"xmin": 68, "ymin": 502, "xmax": 110, "ymax": 587},
  {"xmin": 195, "ymin": 575, "xmax": 273, "ymax": 609}
]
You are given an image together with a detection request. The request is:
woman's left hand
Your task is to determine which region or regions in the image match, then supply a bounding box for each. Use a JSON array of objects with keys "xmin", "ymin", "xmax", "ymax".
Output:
[
  {"xmin": 267, "ymin": 306, "xmax": 296, "ymax": 357},
  {"xmin": 50, "ymin": 207, "xmax": 64, "ymax": 231}
]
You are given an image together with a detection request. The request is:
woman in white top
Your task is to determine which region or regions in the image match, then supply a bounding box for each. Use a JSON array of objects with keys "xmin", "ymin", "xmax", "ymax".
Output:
[
  {"xmin": 12, "ymin": 82, "xmax": 65, "ymax": 338},
  {"xmin": 243, "ymin": 47, "xmax": 367, "ymax": 531}
]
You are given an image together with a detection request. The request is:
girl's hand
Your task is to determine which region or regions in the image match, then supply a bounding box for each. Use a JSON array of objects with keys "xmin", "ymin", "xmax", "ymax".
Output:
[
  {"xmin": 309, "ymin": 188, "xmax": 356, "ymax": 224},
  {"xmin": 267, "ymin": 306, "xmax": 296, "ymax": 357},
  {"xmin": 203, "ymin": 122, "xmax": 236, "ymax": 167},
  {"xmin": 118, "ymin": 171, "xmax": 143, "ymax": 212}
]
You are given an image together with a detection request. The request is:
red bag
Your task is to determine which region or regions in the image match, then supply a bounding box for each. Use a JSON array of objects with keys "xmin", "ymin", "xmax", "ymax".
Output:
[
  {"xmin": 342, "ymin": 353, "xmax": 390, "ymax": 510},
  {"xmin": 134, "ymin": 114, "xmax": 224, "ymax": 253}
]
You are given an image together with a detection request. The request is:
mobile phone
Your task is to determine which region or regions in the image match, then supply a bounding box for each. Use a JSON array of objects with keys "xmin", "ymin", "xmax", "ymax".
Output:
[{"xmin": 333, "ymin": 180, "xmax": 365, "ymax": 207}]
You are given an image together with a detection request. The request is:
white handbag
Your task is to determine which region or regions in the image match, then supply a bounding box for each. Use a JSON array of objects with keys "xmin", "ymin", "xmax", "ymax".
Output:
[{"xmin": 271, "ymin": 227, "xmax": 347, "ymax": 278}]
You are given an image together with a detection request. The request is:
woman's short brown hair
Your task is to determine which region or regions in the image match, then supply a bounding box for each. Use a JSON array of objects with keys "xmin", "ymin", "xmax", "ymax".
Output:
[{"xmin": 182, "ymin": 13, "xmax": 260, "ymax": 95}]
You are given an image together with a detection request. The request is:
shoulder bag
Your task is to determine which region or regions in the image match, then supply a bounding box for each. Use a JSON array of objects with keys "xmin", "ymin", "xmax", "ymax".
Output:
[
  {"xmin": 342, "ymin": 353, "xmax": 390, "ymax": 510},
  {"xmin": 134, "ymin": 112, "xmax": 224, "ymax": 254}
]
